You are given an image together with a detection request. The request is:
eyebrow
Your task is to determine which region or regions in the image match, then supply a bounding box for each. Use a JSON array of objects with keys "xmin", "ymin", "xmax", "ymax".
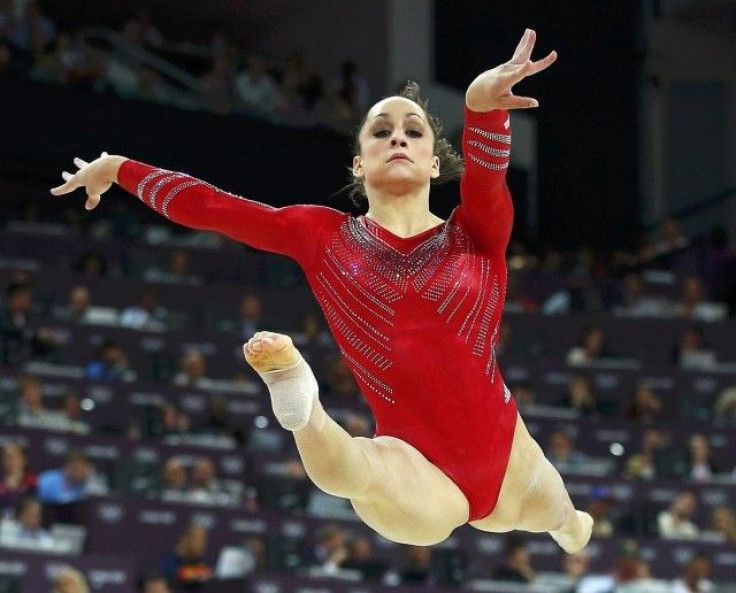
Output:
[{"xmin": 372, "ymin": 112, "xmax": 425, "ymax": 122}]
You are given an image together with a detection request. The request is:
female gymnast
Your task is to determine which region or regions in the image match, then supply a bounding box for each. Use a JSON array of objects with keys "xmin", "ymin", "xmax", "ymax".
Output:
[{"xmin": 51, "ymin": 29, "xmax": 593, "ymax": 552}]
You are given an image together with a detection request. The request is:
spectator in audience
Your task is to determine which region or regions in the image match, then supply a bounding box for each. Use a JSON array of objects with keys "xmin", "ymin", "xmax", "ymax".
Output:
[
  {"xmin": 0, "ymin": 281, "xmax": 59, "ymax": 365},
  {"xmin": 340, "ymin": 535, "xmax": 387, "ymax": 581},
  {"xmin": 235, "ymin": 53, "xmax": 283, "ymax": 120},
  {"xmin": 586, "ymin": 486, "xmax": 615, "ymax": 538},
  {"xmin": 144, "ymin": 249, "xmax": 202, "ymax": 285},
  {"xmin": 399, "ymin": 545, "xmax": 433, "ymax": 584},
  {"xmin": 566, "ymin": 326, "xmax": 608, "ymax": 366},
  {"xmin": 52, "ymin": 565, "xmax": 90, "ymax": 593},
  {"xmin": 237, "ymin": 294, "xmax": 267, "ymax": 340},
  {"xmin": 708, "ymin": 505, "xmax": 736, "ymax": 544},
  {"xmin": 160, "ymin": 457, "xmax": 188, "ymax": 501},
  {"xmin": 492, "ymin": 535, "xmax": 535, "ymax": 583},
  {"xmin": 189, "ymin": 456, "xmax": 233, "ymax": 506},
  {"xmin": 316, "ymin": 86, "xmax": 360, "ymax": 135},
  {"xmin": 120, "ymin": 289, "xmax": 168, "ymax": 331},
  {"xmin": 200, "ymin": 395, "xmax": 247, "ymax": 446},
  {"xmin": 14, "ymin": 374, "xmax": 62, "ymax": 427},
  {"xmin": 686, "ymin": 434, "xmax": 719, "ymax": 482},
  {"xmin": 324, "ymin": 355, "xmax": 360, "ymax": 401},
  {"xmin": 199, "ymin": 51, "xmax": 236, "ymax": 115},
  {"xmin": 160, "ymin": 523, "xmax": 214, "ymax": 587},
  {"xmin": 6, "ymin": 1, "xmax": 55, "ymax": 59},
  {"xmin": 173, "ymin": 349, "xmax": 211, "ymax": 388},
  {"xmin": 509, "ymin": 381, "xmax": 536, "ymax": 411},
  {"xmin": 558, "ymin": 375, "xmax": 600, "ymax": 416},
  {"xmin": 280, "ymin": 51, "xmax": 324, "ymax": 118},
  {"xmin": 657, "ymin": 489, "xmax": 700, "ymax": 539},
  {"xmin": 74, "ymin": 251, "xmax": 108, "ymax": 276},
  {"xmin": 214, "ymin": 535, "xmax": 268, "ymax": 578},
  {"xmin": 504, "ymin": 271, "xmax": 538, "ymax": 314},
  {"xmin": 674, "ymin": 275, "xmax": 727, "ymax": 323},
  {"xmin": 37, "ymin": 449, "xmax": 104, "ymax": 504},
  {"xmin": 330, "ymin": 60, "xmax": 370, "ymax": 113},
  {"xmin": 60, "ymin": 391, "xmax": 90, "ymax": 435},
  {"xmin": 672, "ymin": 326, "xmax": 715, "ymax": 371},
  {"xmin": 132, "ymin": 65, "xmax": 173, "ymax": 105},
  {"xmin": 714, "ymin": 386, "xmax": 736, "ymax": 425},
  {"xmin": 158, "ymin": 401, "xmax": 190, "ymax": 437},
  {"xmin": 547, "ymin": 430, "xmax": 587, "ymax": 472},
  {"xmin": 0, "ymin": 442, "xmax": 36, "ymax": 495},
  {"xmin": 292, "ymin": 312, "xmax": 332, "ymax": 347},
  {"xmin": 85, "ymin": 339, "xmax": 134, "ymax": 381},
  {"xmin": 624, "ymin": 428, "xmax": 665, "ymax": 480},
  {"xmin": 0, "ymin": 496, "xmax": 54, "ymax": 549},
  {"xmin": 122, "ymin": 8, "xmax": 164, "ymax": 49},
  {"xmin": 140, "ymin": 573, "xmax": 173, "ymax": 593},
  {"xmin": 671, "ymin": 553, "xmax": 714, "ymax": 593},
  {"xmin": 310, "ymin": 523, "xmax": 349, "ymax": 570},
  {"xmin": 53, "ymin": 285, "xmax": 93, "ymax": 323},
  {"xmin": 623, "ymin": 382, "xmax": 663, "ymax": 423},
  {"xmin": 559, "ymin": 551, "xmax": 589, "ymax": 593}
]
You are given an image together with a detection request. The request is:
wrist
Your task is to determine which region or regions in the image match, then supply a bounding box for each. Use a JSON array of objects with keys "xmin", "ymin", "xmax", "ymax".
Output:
[{"xmin": 103, "ymin": 155, "xmax": 128, "ymax": 184}]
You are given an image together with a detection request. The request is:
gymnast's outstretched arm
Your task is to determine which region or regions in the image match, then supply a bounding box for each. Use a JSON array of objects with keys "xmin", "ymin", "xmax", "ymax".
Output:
[
  {"xmin": 50, "ymin": 153, "xmax": 343, "ymax": 264},
  {"xmin": 459, "ymin": 28, "xmax": 557, "ymax": 255}
]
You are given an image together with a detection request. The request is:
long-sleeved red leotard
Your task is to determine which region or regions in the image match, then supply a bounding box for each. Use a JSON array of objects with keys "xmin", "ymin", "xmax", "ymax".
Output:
[{"xmin": 118, "ymin": 107, "xmax": 517, "ymax": 521}]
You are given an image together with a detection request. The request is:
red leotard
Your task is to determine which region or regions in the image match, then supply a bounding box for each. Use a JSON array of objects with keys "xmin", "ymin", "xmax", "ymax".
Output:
[{"xmin": 118, "ymin": 107, "xmax": 518, "ymax": 521}]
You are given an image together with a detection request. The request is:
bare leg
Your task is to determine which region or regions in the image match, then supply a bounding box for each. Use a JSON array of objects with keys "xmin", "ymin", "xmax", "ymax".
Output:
[
  {"xmin": 470, "ymin": 415, "xmax": 593, "ymax": 553},
  {"xmin": 243, "ymin": 332, "xmax": 470, "ymax": 545}
]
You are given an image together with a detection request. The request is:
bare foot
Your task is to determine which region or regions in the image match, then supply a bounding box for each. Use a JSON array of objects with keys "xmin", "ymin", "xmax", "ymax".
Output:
[
  {"xmin": 243, "ymin": 331, "xmax": 300, "ymax": 373},
  {"xmin": 550, "ymin": 510, "xmax": 594, "ymax": 554}
]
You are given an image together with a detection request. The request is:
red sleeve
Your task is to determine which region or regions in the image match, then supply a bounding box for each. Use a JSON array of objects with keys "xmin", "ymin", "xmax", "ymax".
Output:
[
  {"xmin": 458, "ymin": 107, "xmax": 514, "ymax": 255},
  {"xmin": 117, "ymin": 159, "xmax": 344, "ymax": 266}
]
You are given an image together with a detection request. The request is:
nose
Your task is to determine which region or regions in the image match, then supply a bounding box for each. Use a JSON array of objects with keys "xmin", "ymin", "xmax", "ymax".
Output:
[{"xmin": 390, "ymin": 133, "xmax": 408, "ymax": 148}]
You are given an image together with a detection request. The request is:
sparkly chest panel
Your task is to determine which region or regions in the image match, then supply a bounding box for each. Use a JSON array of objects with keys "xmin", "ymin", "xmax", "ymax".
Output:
[{"xmin": 313, "ymin": 215, "xmax": 504, "ymax": 404}]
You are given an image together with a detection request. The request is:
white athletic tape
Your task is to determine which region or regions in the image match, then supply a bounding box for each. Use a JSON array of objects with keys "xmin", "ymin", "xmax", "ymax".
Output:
[{"xmin": 258, "ymin": 355, "xmax": 318, "ymax": 431}]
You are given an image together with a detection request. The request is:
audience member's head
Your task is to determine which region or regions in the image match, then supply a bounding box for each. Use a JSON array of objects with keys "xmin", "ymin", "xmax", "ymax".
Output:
[
  {"xmin": 52, "ymin": 566, "xmax": 89, "ymax": 593},
  {"xmin": 3, "ymin": 281, "xmax": 33, "ymax": 314},
  {"xmin": 2, "ymin": 442, "xmax": 29, "ymax": 483},
  {"xmin": 18, "ymin": 374, "xmax": 44, "ymax": 412},
  {"xmin": 162, "ymin": 458, "xmax": 187, "ymax": 492},
  {"xmin": 670, "ymin": 489, "xmax": 698, "ymax": 520},
  {"xmin": 63, "ymin": 450, "xmax": 93, "ymax": 485},
  {"xmin": 141, "ymin": 573, "xmax": 172, "ymax": 593}
]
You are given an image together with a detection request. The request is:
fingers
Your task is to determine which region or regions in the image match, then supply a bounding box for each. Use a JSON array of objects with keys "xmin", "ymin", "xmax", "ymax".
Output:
[
  {"xmin": 510, "ymin": 28, "xmax": 536, "ymax": 64},
  {"xmin": 74, "ymin": 157, "xmax": 89, "ymax": 169},
  {"xmin": 527, "ymin": 50, "xmax": 558, "ymax": 76},
  {"xmin": 503, "ymin": 95, "xmax": 539, "ymax": 110},
  {"xmin": 85, "ymin": 194, "xmax": 101, "ymax": 210},
  {"xmin": 50, "ymin": 177, "xmax": 80, "ymax": 196}
]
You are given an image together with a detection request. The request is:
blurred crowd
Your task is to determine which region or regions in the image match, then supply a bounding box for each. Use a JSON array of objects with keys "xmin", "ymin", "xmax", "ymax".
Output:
[{"xmin": 0, "ymin": 2, "xmax": 371, "ymax": 135}]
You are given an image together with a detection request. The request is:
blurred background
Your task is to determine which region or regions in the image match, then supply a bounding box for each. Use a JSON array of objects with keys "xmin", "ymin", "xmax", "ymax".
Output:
[{"xmin": 0, "ymin": 1, "xmax": 735, "ymax": 592}]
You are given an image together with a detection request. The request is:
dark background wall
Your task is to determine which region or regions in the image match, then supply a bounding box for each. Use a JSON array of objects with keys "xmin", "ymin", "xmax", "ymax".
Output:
[{"xmin": 435, "ymin": 0, "xmax": 645, "ymax": 250}]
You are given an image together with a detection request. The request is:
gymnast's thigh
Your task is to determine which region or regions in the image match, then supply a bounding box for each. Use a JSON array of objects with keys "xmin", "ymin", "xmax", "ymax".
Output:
[
  {"xmin": 468, "ymin": 413, "xmax": 543, "ymax": 532},
  {"xmin": 349, "ymin": 435, "xmax": 470, "ymax": 545}
]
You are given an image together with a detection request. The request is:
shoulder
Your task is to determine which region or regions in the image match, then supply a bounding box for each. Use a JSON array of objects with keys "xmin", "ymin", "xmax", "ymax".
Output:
[{"xmin": 280, "ymin": 204, "xmax": 350, "ymax": 230}]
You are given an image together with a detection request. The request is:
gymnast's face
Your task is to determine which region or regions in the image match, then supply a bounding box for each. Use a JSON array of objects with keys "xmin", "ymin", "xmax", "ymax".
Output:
[{"xmin": 353, "ymin": 97, "xmax": 440, "ymax": 197}]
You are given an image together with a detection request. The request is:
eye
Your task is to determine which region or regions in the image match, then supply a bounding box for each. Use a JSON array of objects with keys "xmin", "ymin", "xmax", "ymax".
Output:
[
  {"xmin": 407, "ymin": 130, "xmax": 423, "ymax": 138},
  {"xmin": 373, "ymin": 130, "xmax": 391, "ymax": 138}
]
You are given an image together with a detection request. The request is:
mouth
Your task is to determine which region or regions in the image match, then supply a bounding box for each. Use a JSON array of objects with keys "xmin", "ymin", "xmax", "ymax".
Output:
[{"xmin": 387, "ymin": 153, "xmax": 412, "ymax": 163}]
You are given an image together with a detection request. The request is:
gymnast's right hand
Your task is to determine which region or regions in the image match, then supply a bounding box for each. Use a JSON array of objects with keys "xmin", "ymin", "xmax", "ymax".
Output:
[{"xmin": 50, "ymin": 152, "xmax": 127, "ymax": 210}]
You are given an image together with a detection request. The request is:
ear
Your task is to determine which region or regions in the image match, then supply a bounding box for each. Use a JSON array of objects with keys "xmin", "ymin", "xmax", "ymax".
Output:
[
  {"xmin": 352, "ymin": 155, "xmax": 363, "ymax": 178},
  {"xmin": 430, "ymin": 155, "xmax": 440, "ymax": 179}
]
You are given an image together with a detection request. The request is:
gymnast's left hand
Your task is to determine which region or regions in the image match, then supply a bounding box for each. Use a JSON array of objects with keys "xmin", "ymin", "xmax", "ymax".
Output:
[{"xmin": 465, "ymin": 28, "xmax": 557, "ymax": 112}]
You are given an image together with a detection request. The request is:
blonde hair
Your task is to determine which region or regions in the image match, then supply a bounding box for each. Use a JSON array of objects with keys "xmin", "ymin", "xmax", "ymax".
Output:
[{"xmin": 53, "ymin": 566, "xmax": 89, "ymax": 593}]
